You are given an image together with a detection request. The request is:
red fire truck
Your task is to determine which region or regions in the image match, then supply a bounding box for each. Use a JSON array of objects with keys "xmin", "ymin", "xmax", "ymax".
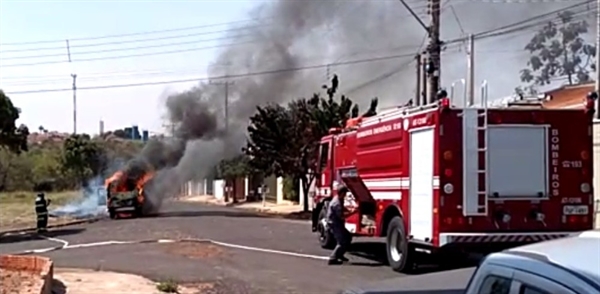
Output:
[{"xmin": 310, "ymin": 90, "xmax": 597, "ymax": 273}]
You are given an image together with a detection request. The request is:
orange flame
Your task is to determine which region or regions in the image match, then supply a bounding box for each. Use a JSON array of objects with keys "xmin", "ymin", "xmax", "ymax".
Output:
[
  {"xmin": 135, "ymin": 172, "xmax": 155, "ymax": 203},
  {"xmin": 105, "ymin": 171, "xmax": 123, "ymax": 188},
  {"xmin": 105, "ymin": 165, "xmax": 155, "ymax": 207}
]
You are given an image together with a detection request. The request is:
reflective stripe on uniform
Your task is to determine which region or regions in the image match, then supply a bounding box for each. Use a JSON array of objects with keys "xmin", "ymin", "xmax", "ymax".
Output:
[{"xmin": 37, "ymin": 212, "xmax": 48, "ymax": 216}]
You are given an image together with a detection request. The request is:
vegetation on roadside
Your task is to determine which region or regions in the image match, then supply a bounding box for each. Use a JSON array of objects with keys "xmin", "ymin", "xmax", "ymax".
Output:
[
  {"xmin": 0, "ymin": 191, "xmax": 80, "ymax": 228},
  {"xmin": 156, "ymin": 280, "xmax": 180, "ymax": 293}
]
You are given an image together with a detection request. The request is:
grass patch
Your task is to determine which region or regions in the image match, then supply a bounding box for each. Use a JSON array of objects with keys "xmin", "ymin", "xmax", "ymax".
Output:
[
  {"xmin": 156, "ymin": 280, "xmax": 179, "ymax": 293},
  {"xmin": 0, "ymin": 191, "xmax": 81, "ymax": 230}
]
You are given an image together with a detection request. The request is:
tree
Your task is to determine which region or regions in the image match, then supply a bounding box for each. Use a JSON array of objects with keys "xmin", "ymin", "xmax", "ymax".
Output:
[
  {"xmin": 61, "ymin": 134, "xmax": 105, "ymax": 188},
  {"xmin": 217, "ymin": 154, "xmax": 250, "ymax": 180},
  {"xmin": 520, "ymin": 10, "xmax": 596, "ymax": 87},
  {"xmin": 245, "ymin": 75, "xmax": 378, "ymax": 211},
  {"xmin": 0, "ymin": 90, "xmax": 29, "ymax": 154}
]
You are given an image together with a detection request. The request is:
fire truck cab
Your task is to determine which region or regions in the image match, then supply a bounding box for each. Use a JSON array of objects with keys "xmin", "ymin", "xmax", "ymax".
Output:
[{"xmin": 311, "ymin": 89, "xmax": 597, "ymax": 273}]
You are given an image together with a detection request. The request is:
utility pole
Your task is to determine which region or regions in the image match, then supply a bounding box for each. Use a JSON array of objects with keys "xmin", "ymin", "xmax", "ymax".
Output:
[
  {"xmin": 66, "ymin": 40, "xmax": 77, "ymax": 134},
  {"xmin": 595, "ymin": 0, "xmax": 600, "ymax": 118},
  {"xmin": 209, "ymin": 80, "xmax": 235, "ymax": 134},
  {"xmin": 426, "ymin": 0, "xmax": 442, "ymax": 103},
  {"xmin": 466, "ymin": 34, "xmax": 475, "ymax": 106},
  {"xmin": 415, "ymin": 54, "xmax": 421, "ymax": 106},
  {"xmin": 421, "ymin": 55, "xmax": 428, "ymax": 105}
]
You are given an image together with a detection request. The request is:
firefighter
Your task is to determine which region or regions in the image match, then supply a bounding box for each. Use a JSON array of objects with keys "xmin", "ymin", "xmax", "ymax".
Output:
[
  {"xmin": 326, "ymin": 186, "xmax": 356, "ymax": 265},
  {"xmin": 35, "ymin": 192, "xmax": 51, "ymax": 233}
]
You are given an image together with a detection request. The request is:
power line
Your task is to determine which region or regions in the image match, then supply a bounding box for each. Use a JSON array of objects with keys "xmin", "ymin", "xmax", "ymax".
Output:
[
  {"xmin": 0, "ymin": 18, "xmax": 267, "ymax": 46},
  {"xmin": 1, "ymin": 26, "xmax": 261, "ymax": 54},
  {"xmin": 2, "ymin": 34, "xmax": 254, "ymax": 60},
  {"xmin": 445, "ymin": 0, "xmax": 596, "ymax": 44},
  {"xmin": 0, "ymin": 40, "xmax": 257, "ymax": 68},
  {"xmin": 3, "ymin": 52, "xmax": 420, "ymax": 95}
]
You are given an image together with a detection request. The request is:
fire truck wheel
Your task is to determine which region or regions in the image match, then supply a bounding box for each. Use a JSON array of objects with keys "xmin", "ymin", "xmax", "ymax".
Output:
[
  {"xmin": 317, "ymin": 207, "xmax": 336, "ymax": 249},
  {"xmin": 386, "ymin": 216, "xmax": 414, "ymax": 273}
]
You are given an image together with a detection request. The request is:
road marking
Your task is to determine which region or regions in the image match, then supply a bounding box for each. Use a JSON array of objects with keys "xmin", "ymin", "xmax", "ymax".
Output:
[
  {"xmin": 209, "ymin": 240, "xmax": 329, "ymax": 260},
  {"xmin": 40, "ymin": 235, "xmax": 69, "ymax": 247},
  {"xmin": 14, "ymin": 238, "xmax": 330, "ymax": 260}
]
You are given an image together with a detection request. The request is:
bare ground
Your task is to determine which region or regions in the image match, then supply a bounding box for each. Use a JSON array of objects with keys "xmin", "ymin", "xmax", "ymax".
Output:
[{"xmin": 53, "ymin": 268, "xmax": 203, "ymax": 294}]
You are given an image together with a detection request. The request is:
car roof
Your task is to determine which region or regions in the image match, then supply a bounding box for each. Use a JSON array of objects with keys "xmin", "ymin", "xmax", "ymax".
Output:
[{"xmin": 502, "ymin": 230, "xmax": 600, "ymax": 281}]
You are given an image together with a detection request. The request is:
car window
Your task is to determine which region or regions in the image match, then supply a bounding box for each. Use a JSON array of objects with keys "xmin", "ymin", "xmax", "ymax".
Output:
[
  {"xmin": 478, "ymin": 275, "xmax": 511, "ymax": 294},
  {"xmin": 520, "ymin": 284, "xmax": 551, "ymax": 294}
]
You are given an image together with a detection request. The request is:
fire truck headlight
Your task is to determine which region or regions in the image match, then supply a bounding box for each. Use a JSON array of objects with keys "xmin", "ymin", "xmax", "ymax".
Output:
[
  {"xmin": 581, "ymin": 183, "xmax": 590, "ymax": 193},
  {"xmin": 443, "ymin": 183, "xmax": 454, "ymax": 194},
  {"xmin": 502, "ymin": 214, "xmax": 511, "ymax": 223}
]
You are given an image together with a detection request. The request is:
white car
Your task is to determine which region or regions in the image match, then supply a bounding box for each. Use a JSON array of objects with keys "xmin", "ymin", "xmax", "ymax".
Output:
[
  {"xmin": 343, "ymin": 230, "xmax": 600, "ymax": 294},
  {"xmin": 465, "ymin": 230, "xmax": 600, "ymax": 294}
]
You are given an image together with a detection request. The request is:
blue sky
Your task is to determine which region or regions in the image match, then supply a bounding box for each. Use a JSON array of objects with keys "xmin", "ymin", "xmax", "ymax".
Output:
[{"xmin": 0, "ymin": 0, "xmax": 259, "ymax": 134}]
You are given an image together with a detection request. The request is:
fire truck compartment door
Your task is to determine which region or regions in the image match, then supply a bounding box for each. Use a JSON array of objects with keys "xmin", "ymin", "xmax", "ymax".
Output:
[
  {"xmin": 338, "ymin": 168, "xmax": 375, "ymax": 203},
  {"xmin": 487, "ymin": 125, "xmax": 548, "ymax": 198},
  {"xmin": 409, "ymin": 128, "xmax": 434, "ymax": 242}
]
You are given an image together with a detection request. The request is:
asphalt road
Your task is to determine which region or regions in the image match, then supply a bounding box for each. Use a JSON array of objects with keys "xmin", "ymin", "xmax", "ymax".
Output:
[{"xmin": 0, "ymin": 202, "xmax": 474, "ymax": 293}]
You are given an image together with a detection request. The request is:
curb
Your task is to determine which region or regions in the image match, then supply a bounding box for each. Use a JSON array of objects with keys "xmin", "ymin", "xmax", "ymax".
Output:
[
  {"xmin": 0, "ymin": 218, "xmax": 101, "ymax": 236},
  {"xmin": 181, "ymin": 199, "xmax": 311, "ymax": 220}
]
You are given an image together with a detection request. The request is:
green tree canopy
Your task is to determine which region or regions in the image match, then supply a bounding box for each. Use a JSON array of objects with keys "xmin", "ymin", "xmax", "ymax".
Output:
[
  {"xmin": 0, "ymin": 90, "xmax": 29, "ymax": 154},
  {"xmin": 520, "ymin": 10, "xmax": 596, "ymax": 87},
  {"xmin": 217, "ymin": 154, "xmax": 250, "ymax": 180},
  {"xmin": 245, "ymin": 75, "xmax": 378, "ymax": 211},
  {"xmin": 61, "ymin": 134, "xmax": 106, "ymax": 187}
]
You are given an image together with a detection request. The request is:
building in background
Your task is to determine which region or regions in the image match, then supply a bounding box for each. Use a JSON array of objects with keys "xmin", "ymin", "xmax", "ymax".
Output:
[{"xmin": 99, "ymin": 120, "xmax": 105, "ymax": 135}]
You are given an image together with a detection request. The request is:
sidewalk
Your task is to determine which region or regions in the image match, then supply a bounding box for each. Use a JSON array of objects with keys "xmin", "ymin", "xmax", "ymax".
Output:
[{"xmin": 180, "ymin": 195, "xmax": 311, "ymax": 219}]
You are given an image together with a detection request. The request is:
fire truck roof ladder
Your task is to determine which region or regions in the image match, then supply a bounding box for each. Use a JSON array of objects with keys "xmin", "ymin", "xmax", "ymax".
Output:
[
  {"xmin": 362, "ymin": 100, "xmax": 441, "ymax": 126},
  {"xmin": 462, "ymin": 80, "xmax": 489, "ymax": 217}
]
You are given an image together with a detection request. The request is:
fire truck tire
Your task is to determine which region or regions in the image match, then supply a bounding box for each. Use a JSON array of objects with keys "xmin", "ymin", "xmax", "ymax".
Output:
[
  {"xmin": 386, "ymin": 216, "xmax": 415, "ymax": 273},
  {"xmin": 317, "ymin": 207, "xmax": 336, "ymax": 249}
]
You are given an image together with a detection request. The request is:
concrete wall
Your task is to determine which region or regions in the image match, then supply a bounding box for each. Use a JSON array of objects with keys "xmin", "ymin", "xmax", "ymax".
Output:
[
  {"xmin": 214, "ymin": 179, "xmax": 225, "ymax": 200},
  {"xmin": 182, "ymin": 176, "xmax": 291, "ymax": 205}
]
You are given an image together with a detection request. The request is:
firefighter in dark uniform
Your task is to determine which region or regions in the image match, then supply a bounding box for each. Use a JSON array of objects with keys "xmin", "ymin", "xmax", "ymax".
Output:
[
  {"xmin": 326, "ymin": 186, "xmax": 356, "ymax": 265},
  {"xmin": 35, "ymin": 193, "xmax": 51, "ymax": 232}
]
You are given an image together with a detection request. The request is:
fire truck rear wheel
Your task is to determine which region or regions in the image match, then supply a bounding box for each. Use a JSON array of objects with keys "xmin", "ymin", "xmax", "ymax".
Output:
[
  {"xmin": 317, "ymin": 206, "xmax": 336, "ymax": 249},
  {"xmin": 386, "ymin": 216, "xmax": 414, "ymax": 273}
]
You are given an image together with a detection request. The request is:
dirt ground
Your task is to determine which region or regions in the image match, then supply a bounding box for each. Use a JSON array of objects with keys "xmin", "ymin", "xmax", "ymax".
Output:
[
  {"xmin": 0, "ymin": 191, "xmax": 80, "ymax": 231},
  {"xmin": 163, "ymin": 242, "xmax": 224, "ymax": 259},
  {"xmin": 0, "ymin": 268, "xmax": 44, "ymax": 294},
  {"xmin": 53, "ymin": 268, "xmax": 205, "ymax": 294}
]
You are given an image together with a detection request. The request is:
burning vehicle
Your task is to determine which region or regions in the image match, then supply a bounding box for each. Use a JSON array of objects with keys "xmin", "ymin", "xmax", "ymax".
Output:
[{"xmin": 105, "ymin": 163, "xmax": 156, "ymax": 219}]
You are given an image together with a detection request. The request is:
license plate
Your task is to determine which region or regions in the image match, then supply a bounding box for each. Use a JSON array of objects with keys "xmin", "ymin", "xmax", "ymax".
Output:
[{"xmin": 563, "ymin": 205, "xmax": 589, "ymax": 215}]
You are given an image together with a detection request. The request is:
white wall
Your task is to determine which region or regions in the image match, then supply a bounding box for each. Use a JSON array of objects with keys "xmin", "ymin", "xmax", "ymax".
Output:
[
  {"xmin": 214, "ymin": 179, "xmax": 225, "ymax": 201},
  {"xmin": 593, "ymin": 119, "xmax": 599, "ymax": 228}
]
